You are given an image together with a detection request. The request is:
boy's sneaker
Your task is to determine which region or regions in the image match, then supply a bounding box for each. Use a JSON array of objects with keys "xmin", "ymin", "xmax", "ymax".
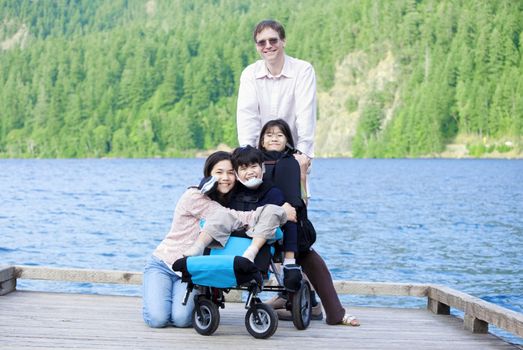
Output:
[{"xmin": 283, "ymin": 264, "xmax": 302, "ymax": 292}]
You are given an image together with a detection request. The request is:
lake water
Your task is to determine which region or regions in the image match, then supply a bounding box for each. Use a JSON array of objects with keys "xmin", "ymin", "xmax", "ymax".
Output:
[{"xmin": 1, "ymin": 158, "xmax": 522, "ymax": 344}]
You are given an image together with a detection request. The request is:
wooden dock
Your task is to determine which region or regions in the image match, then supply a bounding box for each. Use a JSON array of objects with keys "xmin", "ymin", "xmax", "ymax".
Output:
[{"xmin": 1, "ymin": 265, "xmax": 522, "ymax": 349}]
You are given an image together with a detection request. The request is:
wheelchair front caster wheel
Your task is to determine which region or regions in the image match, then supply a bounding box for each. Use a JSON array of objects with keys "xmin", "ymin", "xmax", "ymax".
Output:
[{"xmin": 245, "ymin": 303, "xmax": 278, "ymax": 339}]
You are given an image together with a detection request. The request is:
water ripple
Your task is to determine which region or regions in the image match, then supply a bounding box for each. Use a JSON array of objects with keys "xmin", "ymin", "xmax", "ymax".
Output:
[{"xmin": 0, "ymin": 158, "xmax": 522, "ymax": 344}]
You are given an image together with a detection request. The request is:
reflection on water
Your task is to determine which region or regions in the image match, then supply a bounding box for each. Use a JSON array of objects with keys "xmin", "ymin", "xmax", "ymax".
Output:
[{"xmin": 1, "ymin": 158, "xmax": 522, "ymax": 344}]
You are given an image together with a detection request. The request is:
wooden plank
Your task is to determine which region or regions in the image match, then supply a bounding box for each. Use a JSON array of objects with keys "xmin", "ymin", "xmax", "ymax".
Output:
[
  {"xmin": 5, "ymin": 266, "xmax": 523, "ymax": 342},
  {"xmin": 14, "ymin": 265, "xmax": 143, "ymax": 285},
  {"xmin": 0, "ymin": 291, "xmax": 518, "ymax": 350},
  {"xmin": 333, "ymin": 280, "xmax": 429, "ymax": 297},
  {"xmin": 12, "ymin": 266, "xmax": 430, "ymax": 297},
  {"xmin": 428, "ymin": 285, "xmax": 523, "ymax": 338}
]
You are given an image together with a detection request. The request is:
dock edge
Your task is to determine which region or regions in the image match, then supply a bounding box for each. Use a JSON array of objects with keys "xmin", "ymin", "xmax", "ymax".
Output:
[{"xmin": 1, "ymin": 265, "xmax": 522, "ymax": 339}]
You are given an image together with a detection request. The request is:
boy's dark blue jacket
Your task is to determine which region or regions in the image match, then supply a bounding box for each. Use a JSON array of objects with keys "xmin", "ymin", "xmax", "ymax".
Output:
[{"xmin": 228, "ymin": 167, "xmax": 298, "ymax": 253}]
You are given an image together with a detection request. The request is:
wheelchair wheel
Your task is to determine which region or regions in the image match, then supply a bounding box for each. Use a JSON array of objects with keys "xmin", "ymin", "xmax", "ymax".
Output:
[
  {"xmin": 193, "ymin": 298, "xmax": 220, "ymax": 336},
  {"xmin": 245, "ymin": 303, "xmax": 278, "ymax": 339},
  {"xmin": 292, "ymin": 281, "xmax": 312, "ymax": 330}
]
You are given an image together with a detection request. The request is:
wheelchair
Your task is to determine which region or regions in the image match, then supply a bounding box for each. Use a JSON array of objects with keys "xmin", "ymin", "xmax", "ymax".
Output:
[{"xmin": 172, "ymin": 228, "xmax": 312, "ymax": 339}]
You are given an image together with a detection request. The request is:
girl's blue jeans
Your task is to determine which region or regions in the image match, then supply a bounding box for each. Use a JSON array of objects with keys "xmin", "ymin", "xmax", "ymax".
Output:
[{"xmin": 142, "ymin": 255, "xmax": 198, "ymax": 328}]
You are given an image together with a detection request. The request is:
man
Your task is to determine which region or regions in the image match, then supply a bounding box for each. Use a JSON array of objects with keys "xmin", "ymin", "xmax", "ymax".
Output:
[
  {"xmin": 236, "ymin": 19, "xmax": 316, "ymax": 186},
  {"xmin": 235, "ymin": 20, "xmax": 360, "ymax": 327}
]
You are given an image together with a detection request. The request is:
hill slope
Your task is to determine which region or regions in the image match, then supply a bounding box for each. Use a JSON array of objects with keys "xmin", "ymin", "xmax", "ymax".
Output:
[{"xmin": 0, "ymin": 0, "xmax": 522, "ymax": 158}]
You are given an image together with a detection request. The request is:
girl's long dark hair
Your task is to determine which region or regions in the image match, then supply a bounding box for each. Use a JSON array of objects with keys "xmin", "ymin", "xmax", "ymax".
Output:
[
  {"xmin": 202, "ymin": 151, "xmax": 233, "ymax": 206},
  {"xmin": 257, "ymin": 119, "xmax": 295, "ymax": 153}
]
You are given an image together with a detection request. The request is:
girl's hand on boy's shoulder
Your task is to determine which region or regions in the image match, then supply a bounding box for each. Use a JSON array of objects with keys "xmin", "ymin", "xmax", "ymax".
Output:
[{"xmin": 282, "ymin": 202, "xmax": 297, "ymax": 222}]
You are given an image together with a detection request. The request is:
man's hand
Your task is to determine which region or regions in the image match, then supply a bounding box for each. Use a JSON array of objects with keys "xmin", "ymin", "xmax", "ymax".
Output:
[
  {"xmin": 282, "ymin": 202, "xmax": 297, "ymax": 222},
  {"xmin": 293, "ymin": 152, "xmax": 311, "ymax": 205},
  {"xmin": 293, "ymin": 153, "xmax": 311, "ymax": 173}
]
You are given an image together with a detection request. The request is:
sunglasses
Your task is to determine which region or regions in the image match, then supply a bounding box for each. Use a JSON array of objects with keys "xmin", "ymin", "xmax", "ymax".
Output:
[{"xmin": 256, "ymin": 37, "xmax": 279, "ymax": 47}]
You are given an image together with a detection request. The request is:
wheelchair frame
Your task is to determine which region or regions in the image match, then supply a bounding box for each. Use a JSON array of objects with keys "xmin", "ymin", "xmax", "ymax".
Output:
[{"xmin": 181, "ymin": 256, "xmax": 312, "ymax": 339}]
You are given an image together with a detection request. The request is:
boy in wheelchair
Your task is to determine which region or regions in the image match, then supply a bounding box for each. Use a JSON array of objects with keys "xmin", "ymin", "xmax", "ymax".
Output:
[
  {"xmin": 171, "ymin": 146, "xmax": 311, "ymax": 338},
  {"xmin": 228, "ymin": 145, "xmax": 303, "ymax": 291}
]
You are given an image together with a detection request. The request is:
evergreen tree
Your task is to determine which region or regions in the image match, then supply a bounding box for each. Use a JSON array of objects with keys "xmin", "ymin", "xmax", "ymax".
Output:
[{"xmin": 0, "ymin": 0, "xmax": 521, "ymax": 158}]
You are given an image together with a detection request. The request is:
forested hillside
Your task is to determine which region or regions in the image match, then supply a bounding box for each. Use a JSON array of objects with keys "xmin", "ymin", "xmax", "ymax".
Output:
[{"xmin": 1, "ymin": 0, "xmax": 522, "ymax": 158}]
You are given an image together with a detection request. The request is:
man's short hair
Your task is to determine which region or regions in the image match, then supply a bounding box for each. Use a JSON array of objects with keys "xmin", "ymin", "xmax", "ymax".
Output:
[
  {"xmin": 253, "ymin": 19, "xmax": 286, "ymax": 42},
  {"xmin": 232, "ymin": 145, "xmax": 264, "ymax": 170}
]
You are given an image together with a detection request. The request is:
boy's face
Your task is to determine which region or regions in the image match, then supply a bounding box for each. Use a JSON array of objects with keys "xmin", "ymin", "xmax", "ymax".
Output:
[{"xmin": 236, "ymin": 163, "xmax": 263, "ymax": 182}]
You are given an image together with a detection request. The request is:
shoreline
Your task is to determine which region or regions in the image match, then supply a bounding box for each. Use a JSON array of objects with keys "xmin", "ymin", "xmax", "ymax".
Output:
[
  {"xmin": 1, "ymin": 142, "xmax": 522, "ymax": 160},
  {"xmin": 1, "ymin": 154, "xmax": 522, "ymax": 160}
]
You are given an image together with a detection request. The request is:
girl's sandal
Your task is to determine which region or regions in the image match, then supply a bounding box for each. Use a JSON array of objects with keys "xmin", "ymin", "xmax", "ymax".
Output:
[{"xmin": 341, "ymin": 314, "xmax": 360, "ymax": 326}]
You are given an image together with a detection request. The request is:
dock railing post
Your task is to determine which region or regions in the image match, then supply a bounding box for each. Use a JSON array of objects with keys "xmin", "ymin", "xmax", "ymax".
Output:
[
  {"xmin": 427, "ymin": 297, "xmax": 450, "ymax": 315},
  {"xmin": 0, "ymin": 266, "xmax": 17, "ymax": 295},
  {"xmin": 426, "ymin": 285, "xmax": 523, "ymax": 336},
  {"xmin": 464, "ymin": 314, "xmax": 489, "ymax": 334}
]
